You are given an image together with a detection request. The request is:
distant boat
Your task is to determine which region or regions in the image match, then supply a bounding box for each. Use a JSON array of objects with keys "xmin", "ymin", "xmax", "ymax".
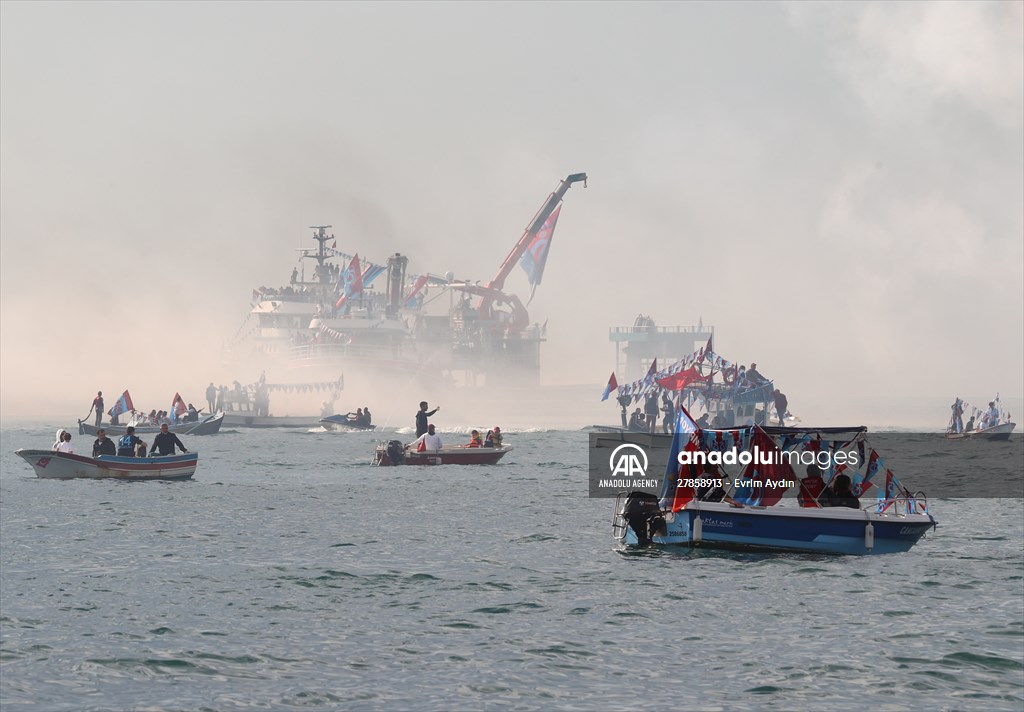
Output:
[
  {"xmin": 611, "ymin": 421, "xmax": 937, "ymax": 556},
  {"xmin": 78, "ymin": 413, "xmax": 224, "ymax": 437},
  {"xmin": 373, "ymin": 440, "xmax": 512, "ymax": 466},
  {"xmin": 944, "ymin": 422, "xmax": 1016, "ymax": 441},
  {"xmin": 945, "ymin": 396, "xmax": 1016, "ymax": 441},
  {"xmin": 222, "ymin": 413, "xmax": 322, "ymax": 429},
  {"xmin": 320, "ymin": 414, "xmax": 376, "ymax": 432},
  {"xmin": 15, "ymin": 449, "xmax": 198, "ymax": 481}
]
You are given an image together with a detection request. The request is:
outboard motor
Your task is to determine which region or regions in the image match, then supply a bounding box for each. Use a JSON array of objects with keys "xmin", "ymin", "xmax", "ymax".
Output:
[
  {"xmin": 621, "ymin": 491, "xmax": 666, "ymax": 546},
  {"xmin": 385, "ymin": 440, "xmax": 405, "ymax": 466}
]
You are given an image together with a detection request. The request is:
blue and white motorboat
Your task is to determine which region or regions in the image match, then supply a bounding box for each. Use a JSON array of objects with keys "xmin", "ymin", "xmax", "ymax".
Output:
[{"xmin": 611, "ymin": 417, "xmax": 937, "ymax": 556}]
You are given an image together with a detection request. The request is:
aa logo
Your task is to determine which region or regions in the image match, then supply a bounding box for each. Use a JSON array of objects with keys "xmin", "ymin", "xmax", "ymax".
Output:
[{"xmin": 609, "ymin": 443, "xmax": 648, "ymax": 478}]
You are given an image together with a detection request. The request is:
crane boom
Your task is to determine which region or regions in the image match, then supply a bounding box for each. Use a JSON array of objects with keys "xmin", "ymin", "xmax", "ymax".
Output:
[{"xmin": 486, "ymin": 172, "xmax": 587, "ymax": 292}]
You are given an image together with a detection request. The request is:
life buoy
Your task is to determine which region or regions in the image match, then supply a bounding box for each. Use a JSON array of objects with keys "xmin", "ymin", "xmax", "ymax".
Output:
[{"xmin": 722, "ymin": 366, "xmax": 737, "ymax": 385}]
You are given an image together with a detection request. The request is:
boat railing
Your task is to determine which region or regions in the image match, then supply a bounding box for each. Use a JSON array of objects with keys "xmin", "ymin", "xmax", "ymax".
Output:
[
  {"xmin": 612, "ymin": 492, "xmax": 629, "ymax": 541},
  {"xmin": 877, "ymin": 491, "xmax": 929, "ymax": 516}
]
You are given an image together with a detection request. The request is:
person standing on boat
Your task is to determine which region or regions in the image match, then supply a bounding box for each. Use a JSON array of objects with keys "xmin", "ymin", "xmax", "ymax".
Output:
[
  {"xmin": 415, "ymin": 401, "xmax": 439, "ymax": 437},
  {"xmin": 151, "ymin": 423, "xmax": 189, "ymax": 456},
  {"xmin": 661, "ymin": 393, "xmax": 675, "ymax": 434},
  {"xmin": 986, "ymin": 401, "xmax": 1000, "ymax": 429},
  {"xmin": 206, "ymin": 383, "xmax": 217, "ymax": 414},
  {"xmin": 773, "ymin": 389, "xmax": 788, "ymax": 426},
  {"xmin": 117, "ymin": 427, "xmax": 146, "ymax": 458},
  {"xmin": 88, "ymin": 391, "xmax": 104, "ymax": 427},
  {"xmin": 644, "ymin": 391, "xmax": 660, "ymax": 433},
  {"xmin": 92, "ymin": 429, "xmax": 116, "ymax": 457},
  {"xmin": 412, "ymin": 423, "xmax": 443, "ymax": 451}
]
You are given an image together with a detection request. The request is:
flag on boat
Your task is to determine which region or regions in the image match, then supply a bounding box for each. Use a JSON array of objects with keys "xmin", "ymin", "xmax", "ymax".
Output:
[
  {"xmin": 657, "ymin": 366, "xmax": 709, "ymax": 391},
  {"xmin": 361, "ymin": 263, "xmax": 386, "ymax": 288},
  {"xmin": 659, "ymin": 405, "xmax": 701, "ymax": 509},
  {"xmin": 335, "ymin": 254, "xmax": 364, "ymax": 310},
  {"xmin": 731, "ymin": 426, "xmax": 796, "ymax": 507},
  {"xmin": 107, "ymin": 390, "xmax": 134, "ymax": 419},
  {"xmin": 403, "ymin": 275, "xmax": 429, "ymax": 307},
  {"xmin": 601, "ymin": 372, "xmax": 618, "ymax": 401},
  {"xmin": 644, "ymin": 359, "xmax": 658, "ymax": 384},
  {"xmin": 519, "ymin": 205, "xmax": 561, "ymax": 304},
  {"xmin": 171, "ymin": 392, "xmax": 187, "ymax": 422}
]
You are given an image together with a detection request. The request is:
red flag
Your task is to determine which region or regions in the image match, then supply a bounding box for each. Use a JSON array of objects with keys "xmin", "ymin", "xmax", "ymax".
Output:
[
  {"xmin": 671, "ymin": 437, "xmax": 701, "ymax": 512},
  {"xmin": 657, "ymin": 366, "xmax": 709, "ymax": 391},
  {"xmin": 335, "ymin": 254, "xmax": 364, "ymax": 310}
]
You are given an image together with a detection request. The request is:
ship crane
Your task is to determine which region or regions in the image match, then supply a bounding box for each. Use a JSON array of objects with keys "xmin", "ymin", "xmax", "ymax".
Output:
[{"xmin": 477, "ymin": 172, "xmax": 587, "ymax": 325}]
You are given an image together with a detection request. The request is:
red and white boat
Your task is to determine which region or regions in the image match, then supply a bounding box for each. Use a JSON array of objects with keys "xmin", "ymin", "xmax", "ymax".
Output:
[
  {"xmin": 373, "ymin": 440, "xmax": 512, "ymax": 466},
  {"xmin": 15, "ymin": 449, "xmax": 198, "ymax": 481}
]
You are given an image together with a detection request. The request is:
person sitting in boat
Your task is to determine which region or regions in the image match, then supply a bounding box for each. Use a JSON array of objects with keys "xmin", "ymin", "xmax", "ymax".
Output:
[
  {"xmin": 695, "ymin": 413, "xmax": 711, "ymax": 429},
  {"xmin": 53, "ymin": 430, "xmax": 74, "ymax": 454},
  {"xmin": 363, "ymin": 408, "xmax": 372, "ymax": 427},
  {"xmin": 53, "ymin": 429, "xmax": 70, "ymax": 450},
  {"xmin": 964, "ymin": 415, "xmax": 975, "ymax": 433},
  {"xmin": 351, "ymin": 408, "xmax": 365, "ymax": 425},
  {"xmin": 185, "ymin": 403, "xmax": 200, "ymax": 422},
  {"xmin": 151, "ymin": 423, "xmax": 189, "ymax": 456},
  {"xmin": 798, "ymin": 464, "xmax": 826, "ymax": 507},
  {"xmin": 695, "ymin": 466, "xmax": 742, "ymax": 507},
  {"xmin": 465, "ymin": 430, "xmax": 483, "ymax": 448},
  {"xmin": 412, "ymin": 423, "xmax": 443, "ymax": 452},
  {"xmin": 627, "ymin": 409, "xmax": 645, "ymax": 432},
  {"xmin": 415, "ymin": 401, "xmax": 440, "ymax": 437},
  {"xmin": 822, "ymin": 473, "xmax": 860, "ymax": 509},
  {"xmin": 92, "ymin": 429, "xmax": 116, "ymax": 457},
  {"xmin": 117, "ymin": 427, "xmax": 147, "ymax": 458},
  {"xmin": 484, "ymin": 427, "xmax": 503, "ymax": 448}
]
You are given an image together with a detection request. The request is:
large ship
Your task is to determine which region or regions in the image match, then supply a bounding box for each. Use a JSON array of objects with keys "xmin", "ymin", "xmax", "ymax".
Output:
[{"xmin": 224, "ymin": 174, "xmax": 587, "ymax": 397}]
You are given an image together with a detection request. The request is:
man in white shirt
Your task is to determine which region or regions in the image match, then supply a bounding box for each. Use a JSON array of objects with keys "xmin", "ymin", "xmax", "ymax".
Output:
[{"xmin": 412, "ymin": 424, "xmax": 443, "ymax": 451}]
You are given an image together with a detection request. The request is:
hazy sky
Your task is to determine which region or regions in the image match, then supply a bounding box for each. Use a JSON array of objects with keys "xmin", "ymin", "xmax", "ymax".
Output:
[{"xmin": 2, "ymin": 1, "xmax": 1022, "ymax": 427}]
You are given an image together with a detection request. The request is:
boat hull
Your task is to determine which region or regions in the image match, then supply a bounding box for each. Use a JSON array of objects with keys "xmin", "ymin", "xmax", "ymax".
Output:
[
  {"xmin": 375, "ymin": 444, "xmax": 512, "ymax": 466},
  {"xmin": 78, "ymin": 413, "xmax": 224, "ymax": 437},
  {"xmin": 945, "ymin": 422, "xmax": 1016, "ymax": 441},
  {"xmin": 618, "ymin": 500, "xmax": 936, "ymax": 556},
  {"xmin": 222, "ymin": 414, "xmax": 321, "ymax": 428},
  {"xmin": 15, "ymin": 449, "xmax": 198, "ymax": 481},
  {"xmin": 319, "ymin": 415, "xmax": 376, "ymax": 432}
]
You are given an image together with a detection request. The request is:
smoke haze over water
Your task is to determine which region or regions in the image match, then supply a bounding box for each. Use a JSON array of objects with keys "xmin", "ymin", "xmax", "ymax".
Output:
[{"xmin": 1, "ymin": 2, "xmax": 1021, "ymax": 430}]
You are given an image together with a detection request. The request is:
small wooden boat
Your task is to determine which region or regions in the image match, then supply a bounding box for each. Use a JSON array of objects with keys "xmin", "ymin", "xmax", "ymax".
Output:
[
  {"xmin": 944, "ymin": 422, "xmax": 1016, "ymax": 441},
  {"xmin": 373, "ymin": 440, "xmax": 512, "ymax": 466},
  {"xmin": 320, "ymin": 414, "xmax": 376, "ymax": 432},
  {"xmin": 14, "ymin": 449, "xmax": 198, "ymax": 481},
  {"xmin": 78, "ymin": 413, "xmax": 224, "ymax": 437}
]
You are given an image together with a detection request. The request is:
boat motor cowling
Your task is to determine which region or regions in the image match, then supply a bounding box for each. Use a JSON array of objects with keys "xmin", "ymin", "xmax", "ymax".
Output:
[
  {"xmin": 385, "ymin": 440, "xmax": 405, "ymax": 466},
  {"xmin": 622, "ymin": 491, "xmax": 665, "ymax": 546}
]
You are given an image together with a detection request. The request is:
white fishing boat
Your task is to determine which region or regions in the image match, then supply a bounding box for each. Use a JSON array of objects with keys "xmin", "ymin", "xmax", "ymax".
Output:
[
  {"xmin": 945, "ymin": 396, "xmax": 1016, "ymax": 441},
  {"xmin": 15, "ymin": 449, "xmax": 198, "ymax": 481}
]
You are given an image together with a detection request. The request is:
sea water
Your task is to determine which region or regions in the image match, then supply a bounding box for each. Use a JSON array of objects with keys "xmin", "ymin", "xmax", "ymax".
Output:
[{"xmin": 1, "ymin": 425, "xmax": 1022, "ymax": 710}]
